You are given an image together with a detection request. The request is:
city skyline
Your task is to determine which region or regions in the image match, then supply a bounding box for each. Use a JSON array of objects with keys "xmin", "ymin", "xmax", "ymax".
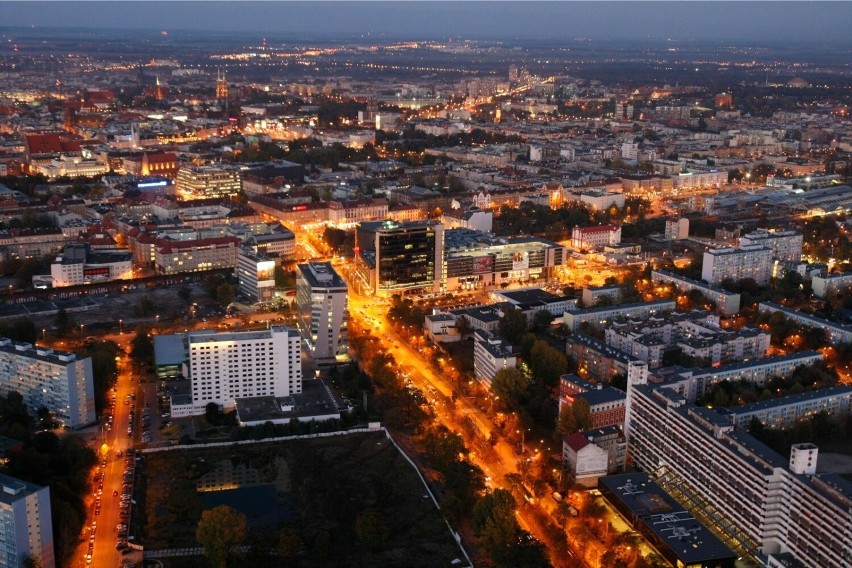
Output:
[{"xmin": 1, "ymin": 1, "xmax": 851, "ymax": 44}]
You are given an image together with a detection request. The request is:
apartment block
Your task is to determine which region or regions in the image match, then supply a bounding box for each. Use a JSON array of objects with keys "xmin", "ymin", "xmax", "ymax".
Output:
[
  {"xmin": 236, "ymin": 248, "xmax": 275, "ymax": 303},
  {"xmin": 0, "ymin": 474, "xmax": 54, "ymax": 568},
  {"xmin": 739, "ymin": 229, "xmax": 803, "ymax": 262},
  {"xmin": 702, "ymin": 245, "xmax": 773, "ymax": 286},
  {"xmin": 759, "ymin": 302, "xmax": 852, "ymax": 343},
  {"xmin": 0, "ymin": 339, "xmax": 95, "ymax": 429},
  {"xmin": 563, "ymin": 299, "xmax": 676, "ymax": 332},
  {"xmin": 651, "ymin": 270, "xmax": 741, "ymax": 315}
]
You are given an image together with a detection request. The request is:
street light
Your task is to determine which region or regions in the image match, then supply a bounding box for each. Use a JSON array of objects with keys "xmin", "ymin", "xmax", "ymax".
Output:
[
  {"xmin": 42, "ymin": 329, "xmax": 46, "ymax": 342},
  {"xmin": 119, "ymin": 319, "xmax": 123, "ymax": 335}
]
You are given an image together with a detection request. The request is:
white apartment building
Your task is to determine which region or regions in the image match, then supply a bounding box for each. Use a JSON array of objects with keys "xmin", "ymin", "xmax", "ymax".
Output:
[
  {"xmin": 627, "ymin": 380, "xmax": 852, "ymax": 568},
  {"xmin": 651, "ymin": 270, "xmax": 741, "ymax": 315},
  {"xmin": 562, "ymin": 433, "xmax": 609, "ymax": 487},
  {"xmin": 811, "ymin": 272, "xmax": 852, "ymax": 299},
  {"xmin": 176, "ymin": 165, "xmax": 242, "ymax": 200},
  {"xmin": 296, "ymin": 262, "xmax": 348, "ymax": 365},
  {"xmin": 759, "ymin": 302, "xmax": 852, "ymax": 343},
  {"xmin": 739, "ymin": 229, "xmax": 803, "ymax": 262},
  {"xmin": 563, "ymin": 299, "xmax": 676, "ymax": 332},
  {"xmin": 237, "ymin": 248, "xmax": 275, "ymax": 303},
  {"xmin": 0, "ymin": 339, "xmax": 95, "ymax": 429},
  {"xmin": 186, "ymin": 327, "xmax": 301, "ymax": 414},
  {"xmin": 570, "ymin": 224, "xmax": 622, "ymax": 251},
  {"xmin": 0, "ymin": 474, "xmax": 54, "ymax": 568},
  {"xmin": 701, "ymin": 245, "xmax": 773, "ymax": 286},
  {"xmin": 473, "ymin": 330, "xmax": 517, "ymax": 387},
  {"xmin": 664, "ymin": 217, "xmax": 689, "ymax": 240},
  {"xmin": 731, "ymin": 386, "xmax": 852, "ymax": 430}
]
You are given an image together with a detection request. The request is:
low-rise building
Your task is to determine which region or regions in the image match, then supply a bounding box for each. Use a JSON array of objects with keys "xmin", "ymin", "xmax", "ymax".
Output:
[
  {"xmin": 562, "ymin": 433, "xmax": 609, "ymax": 487},
  {"xmin": 581, "ymin": 285, "xmax": 622, "ymax": 308},
  {"xmin": 581, "ymin": 425, "xmax": 626, "ymax": 474},
  {"xmin": 570, "ymin": 224, "xmax": 621, "ymax": 251},
  {"xmin": 490, "ymin": 288, "xmax": 576, "ymax": 320},
  {"xmin": 49, "ymin": 243, "xmax": 133, "ymax": 287},
  {"xmin": 154, "ymin": 236, "xmax": 241, "ymax": 274},
  {"xmin": 558, "ymin": 374, "xmax": 627, "ymax": 429},
  {"xmin": 424, "ymin": 313, "xmax": 460, "ymax": 344},
  {"xmin": 651, "ymin": 270, "xmax": 741, "ymax": 315},
  {"xmin": 811, "ymin": 272, "xmax": 852, "ymax": 299}
]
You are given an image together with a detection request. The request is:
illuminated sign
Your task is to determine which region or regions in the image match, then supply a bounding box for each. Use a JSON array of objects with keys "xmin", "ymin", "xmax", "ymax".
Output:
[{"xmin": 138, "ymin": 181, "xmax": 168, "ymax": 188}]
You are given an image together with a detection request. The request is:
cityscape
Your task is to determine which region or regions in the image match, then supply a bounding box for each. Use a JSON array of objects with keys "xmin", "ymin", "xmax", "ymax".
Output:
[{"xmin": 0, "ymin": 2, "xmax": 851, "ymax": 568}]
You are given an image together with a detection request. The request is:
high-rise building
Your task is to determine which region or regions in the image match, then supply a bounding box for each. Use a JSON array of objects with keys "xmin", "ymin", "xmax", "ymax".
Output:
[
  {"xmin": 701, "ymin": 245, "xmax": 773, "ymax": 285},
  {"xmin": 187, "ymin": 327, "xmax": 301, "ymax": 413},
  {"xmin": 0, "ymin": 339, "xmax": 95, "ymax": 429},
  {"xmin": 355, "ymin": 220, "xmax": 444, "ymax": 296},
  {"xmin": 0, "ymin": 474, "xmax": 54, "ymax": 568},
  {"xmin": 296, "ymin": 262, "xmax": 348, "ymax": 365}
]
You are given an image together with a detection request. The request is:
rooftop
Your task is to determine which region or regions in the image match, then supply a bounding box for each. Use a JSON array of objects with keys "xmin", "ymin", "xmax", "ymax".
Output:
[
  {"xmin": 234, "ymin": 379, "xmax": 345, "ymax": 423},
  {"xmin": 0, "ymin": 473, "xmax": 45, "ymax": 505},
  {"xmin": 297, "ymin": 262, "xmax": 346, "ymax": 290}
]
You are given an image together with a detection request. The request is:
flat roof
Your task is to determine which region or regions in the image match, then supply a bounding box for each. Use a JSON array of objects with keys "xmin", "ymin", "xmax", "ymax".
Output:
[
  {"xmin": 495, "ymin": 288, "xmax": 565, "ymax": 308},
  {"xmin": 0, "ymin": 473, "xmax": 45, "ymax": 505},
  {"xmin": 153, "ymin": 334, "xmax": 186, "ymax": 366},
  {"xmin": 297, "ymin": 262, "xmax": 346, "ymax": 289},
  {"xmin": 599, "ymin": 472, "xmax": 737, "ymax": 565},
  {"xmin": 732, "ymin": 385, "xmax": 852, "ymax": 416},
  {"xmin": 234, "ymin": 379, "xmax": 344, "ymax": 422}
]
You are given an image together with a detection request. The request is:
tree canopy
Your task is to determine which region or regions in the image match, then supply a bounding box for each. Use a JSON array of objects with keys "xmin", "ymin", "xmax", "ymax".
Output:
[{"xmin": 196, "ymin": 505, "xmax": 248, "ymax": 568}]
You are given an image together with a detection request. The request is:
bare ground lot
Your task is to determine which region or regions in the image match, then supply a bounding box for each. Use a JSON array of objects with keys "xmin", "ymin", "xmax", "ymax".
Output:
[{"xmin": 138, "ymin": 431, "xmax": 465, "ymax": 568}]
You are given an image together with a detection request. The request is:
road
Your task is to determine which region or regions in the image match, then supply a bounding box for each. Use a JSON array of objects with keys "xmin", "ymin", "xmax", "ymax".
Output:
[{"xmin": 74, "ymin": 334, "xmax": 141, "ymax": 568}]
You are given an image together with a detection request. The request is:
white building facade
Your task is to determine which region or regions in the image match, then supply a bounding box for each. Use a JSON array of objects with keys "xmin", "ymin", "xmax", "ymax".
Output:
[
  {"xmin": 0, "ymin": 474, "xmax": 54, "ymax": 568},
  {"xmin": 296, "ymin": 262, "xmax": 348, "ymax": 364}
]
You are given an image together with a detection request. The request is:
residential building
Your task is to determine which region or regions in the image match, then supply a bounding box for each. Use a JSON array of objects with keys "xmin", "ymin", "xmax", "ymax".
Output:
[
  {"xmin": 473, "ymin": 329, "xmax": 516, "ymax": 387},
  {"xmin": 811, "ymin": 272, "xmax": 852, "ymax": 299},
  {"xmin": 626, "ymin": 380, "xmax": 852, "ymax": 567},
  {"xmin": 0, "ymin": 473, "xmax": 54, "ymax": 568},
  {"xmin": 176, "ymin": 165, "xmax": 242, "ymax": 200},
  {"xmin": 48, "ymin": 243, "xmax": 133, "ymax": 287},
  {"xmin": 237, "ymin": 248, "xmax": 275, "ymax": 303},
  {"xmin": 326, "ymin": 198, "xmax": 389, "ymax": 229},
  {"xmin": 701, "ymin": 245, "xmax": 773, "ymax": 286},
  {"xmin": 566, "ymin": 332, "xmax": 639, "ymax": 383},
  {"xmin": 581, "ymin": 285, "xmax": 622, "ymax": 308},
  {"xmin": 739, "ymin": 229, "xmax": 803, "ymax": 262},
  {"xmin": 664, "ymin": 217, "xmax": 690, "ymax": 240},
  {"xmin": 571, "ymin": 224, "xmax": 622, "ymax": 251},
  {"xmin": 563, "ymin": 300, "xmax": 676, "ymax": 332},
  {"xmin": 651, "ymin": 270, "xmax": 741, "ymax": 315},
  {"xmin": 581, "ymin": 425, "xmax": 626, "ymax": 474},
  {"xmin": 759, "ymin": 302, "xmax": 852, "ymax": 343},
  {"xmin": 440, "ymin": 208, "xmax": 493, "ymax": 233},
  {"xmin": 562, "ymin": 433, "xmax": 609, "ymax": 487},
  {"xmin": 648, "ymin": 351, "xmax": 823, "ymax": 403},
  {"xmin": 730, "ymin": 386, "xmax": 852, "ymax": 430},
  {"xmin": 0, "ymin": 339, "xmax": 95, "ymax": 429},
  {"xmin": 449, "ymin": 304, "xmax": 507, "ymax": 334},
  {"xmin": 296, "ymin": 262, "xmax": 348, "ymax": 365},
  {"xmin": 182, "ymin": 327, "xmax": 302, "ymax": 415},
  {"xmin": 558, "ymin": 374, "xmax": 627, "ymax": 429}
]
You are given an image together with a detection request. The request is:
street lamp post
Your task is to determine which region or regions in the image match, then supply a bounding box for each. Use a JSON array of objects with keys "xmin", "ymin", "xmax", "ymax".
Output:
[
  {"xmin": 42, "ymin": 329, "xmax": 46, "ymax": 342},
  {"xmin": 119, "ymin": 319, "xmax": 123, "ymax": 335}
]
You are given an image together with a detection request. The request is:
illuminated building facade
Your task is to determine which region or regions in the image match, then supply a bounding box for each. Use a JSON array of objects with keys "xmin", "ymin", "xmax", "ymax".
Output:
[{"xmin": 296, "ymin": 262, "xmax": 348, "ymax": 365}]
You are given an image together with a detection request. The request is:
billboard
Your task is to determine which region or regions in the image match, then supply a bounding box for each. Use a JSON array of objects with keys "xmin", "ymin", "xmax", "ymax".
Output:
[
  {"xmin": 512, "ymin": 251, "xmax": 529, "ymax": 271},
  {"xmin": 472, "ymin": 255, "xmax": 494, "ymax": 275}
]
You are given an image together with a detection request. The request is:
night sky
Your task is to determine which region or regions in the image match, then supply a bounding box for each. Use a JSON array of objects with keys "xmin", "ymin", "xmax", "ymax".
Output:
[{"xmin": 1, "ymin": 1, "xmax": 850, "ymax": 43}]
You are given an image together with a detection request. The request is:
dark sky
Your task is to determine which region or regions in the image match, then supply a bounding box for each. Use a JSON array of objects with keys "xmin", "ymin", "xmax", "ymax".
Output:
[{"xmin": 2, "ymin": 2, "xmax": 850, "ymax": 43}]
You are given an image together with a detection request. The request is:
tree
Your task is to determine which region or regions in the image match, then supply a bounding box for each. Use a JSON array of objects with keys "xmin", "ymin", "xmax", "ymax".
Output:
[
  {"xmin": 205, "ymin": 402, "xmax": 222, "ymax": 426},
  {"xmin": 355, "ymin": 508, "xmax": 389, "ymax": 551},
  {"xmin": 491, "ymin": 368, "xmax": 530, "ymax": 413},
  {"xmin": 278, "ymin": 527, "xmax": 301, "ymax": 564},
  {"xmin": 472, "ymin": 489, "xmax": 520, "ymax": 561},
  {"xmin": 54, "ymin": 308, "xmax": 71, "ymax": 337},
  {"xmin": 528, "ymin": 340, "xmax": 568, "ymax": 388},
  {"xmin": 178, "ymin": 286, "xmax": 192, "ymax": 304},
  {"xmin": 532, "ymin": 310, "xmax": 555, "ymax": 331},
  {"xmin": 129, "ymin": 329, "xmax": 154, "ymax": 368},
  {"xmin": 498, "ymin": 308, "xmax": 527, "ymax": 344},
  {"xmin": 196, "ymin": 505, "xmax": 248, "ymax": 568},
  {"xmin": 216, "ymin": 283, "xmax": 235, "ymax": 307}
]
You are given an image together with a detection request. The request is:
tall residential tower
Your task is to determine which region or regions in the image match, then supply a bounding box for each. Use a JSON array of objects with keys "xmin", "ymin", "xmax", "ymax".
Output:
[{"xmin": 296, "ymin": 262, "xmax": 348, "ymax": 365}]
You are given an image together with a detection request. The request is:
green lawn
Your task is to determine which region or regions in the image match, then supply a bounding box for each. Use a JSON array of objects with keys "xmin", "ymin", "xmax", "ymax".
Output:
[{"xmin": 139, "ymin": 431, "xmax": 464, "ymax": 568}]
